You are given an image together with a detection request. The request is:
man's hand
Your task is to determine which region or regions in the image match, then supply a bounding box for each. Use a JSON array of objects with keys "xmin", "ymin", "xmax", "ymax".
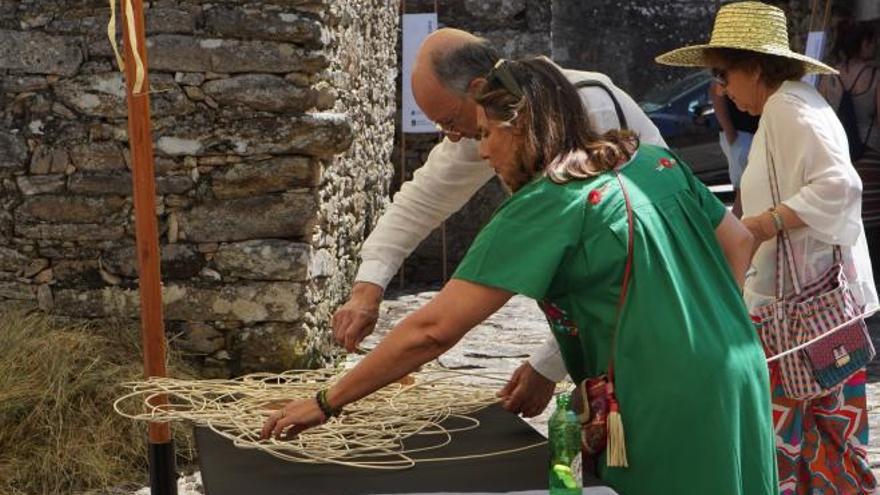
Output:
[
  {"xmin": 332, "ymin": 282, "xmax": 383, "ymax": 352},
  {"xmin": 497, "ymin": 361, "xmax": 556, "ymax": 418}
]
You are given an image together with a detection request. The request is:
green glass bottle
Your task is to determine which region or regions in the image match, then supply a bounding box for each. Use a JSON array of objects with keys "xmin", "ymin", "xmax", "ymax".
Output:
[{"xmin": 548, "ymin": 392, "xmax": 582, "ymax": 495}]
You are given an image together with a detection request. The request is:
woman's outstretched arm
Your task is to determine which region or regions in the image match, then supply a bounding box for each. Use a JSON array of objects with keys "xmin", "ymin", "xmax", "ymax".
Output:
[
  {"xmin": 715, "ymin": 211, "xmax": 756, "ymax": 288},
  {"xmin": 261, "ymin": 280, "xmax": 514, "ymax": 439}
]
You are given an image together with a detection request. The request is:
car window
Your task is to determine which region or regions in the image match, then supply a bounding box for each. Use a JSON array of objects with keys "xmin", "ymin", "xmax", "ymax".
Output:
[{"xmin": 641, "ymin": 70, "xmax": 712, "ymax": 106}]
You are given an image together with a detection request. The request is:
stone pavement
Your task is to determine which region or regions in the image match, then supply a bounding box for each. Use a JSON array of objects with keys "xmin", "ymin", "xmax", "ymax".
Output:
[{"xmin": 369, "ymin": 287, "xmax": 880, "ymax": 474}]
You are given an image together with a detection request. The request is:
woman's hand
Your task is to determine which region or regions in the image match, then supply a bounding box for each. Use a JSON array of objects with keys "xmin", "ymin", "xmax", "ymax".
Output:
[
  {"xmin": 742, "ymin": 206, "xmax": 809, "ymax": 263},
  {"xmin": 260, "ymin": 398, "xmax": 327, "ymax": 440},
  {"xmin": 741, "ymin": 214, "xmax": 773, "ymax": 259},
  {"xmin": 741, "ymin": 215, "xmax": 766, "ymax": 242},
  {"xmin": 257, "ymin": 279, "xmax": 514, "ymax": 444},
  {"xmin": 715, "ymin": 212, "xmax": 755, "ymax": 288},
  {"xmin": 741, "ymin": 212, "xmax": 778, "ymax": 242}
]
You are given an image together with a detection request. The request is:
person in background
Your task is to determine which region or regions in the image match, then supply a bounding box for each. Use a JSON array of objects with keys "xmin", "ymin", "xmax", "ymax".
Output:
[
  {"xmin": 658, "ymin": 2, "xmax": 878, "ymax": 493},
  {"xmin": 711, "ymin": 79, "xmax": 759, "ymax": 217},
  {"xmin": 264, "ymin": 56, "xmax": 776, "ymax": 495},
  {"xmin": 330, "ymin": 28, "xmax": 666, "ymax": 419},
  {"xmin": 820, "ymin": 21, "xmax": 880, "ymax": 285}
]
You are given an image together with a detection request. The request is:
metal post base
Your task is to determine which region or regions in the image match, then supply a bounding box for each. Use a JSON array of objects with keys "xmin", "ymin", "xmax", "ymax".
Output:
[{"xmin": 149, "ymin": 441, "xmax": 178, "ymax": 495}]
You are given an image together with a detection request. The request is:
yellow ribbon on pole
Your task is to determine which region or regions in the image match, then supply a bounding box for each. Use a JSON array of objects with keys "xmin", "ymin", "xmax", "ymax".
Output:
[
  {"xmin": 107, "ymin": 0, "xmax": 146, "ymax": 95},
  {"xmin": 107, "ymin": 0, "xmax": 125, "ymax": 72}
]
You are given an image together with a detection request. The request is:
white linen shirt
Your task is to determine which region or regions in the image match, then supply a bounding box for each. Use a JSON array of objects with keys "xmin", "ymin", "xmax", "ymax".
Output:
[
  {"xmin": 741, "ymin": 80, "xmax": 879, "ymax": 316},
  {"xmin": 356, "ymin": 69, "xmax": 666, "ymax": 382}
]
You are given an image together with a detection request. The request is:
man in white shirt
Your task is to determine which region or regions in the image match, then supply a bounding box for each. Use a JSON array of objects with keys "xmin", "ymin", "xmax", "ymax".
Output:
[{"xmin": 332, "ymin": 28, "xmax": 666, "ymax": 417}]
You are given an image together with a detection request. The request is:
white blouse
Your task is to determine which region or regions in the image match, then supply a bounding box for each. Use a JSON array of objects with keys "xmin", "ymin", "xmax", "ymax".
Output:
[
  {"xmin": 741, "ymin": 80, "xmax": 879, "ymax": 316},
  {"xmin": 354, "ymin": 68, "xmax": 666, "ymax": 382}
]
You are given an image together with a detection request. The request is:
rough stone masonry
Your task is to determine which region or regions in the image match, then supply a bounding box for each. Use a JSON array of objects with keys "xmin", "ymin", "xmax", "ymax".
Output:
[{"xmin": 0, "ymin": 0, "xmax": 398, "ymax": 376}]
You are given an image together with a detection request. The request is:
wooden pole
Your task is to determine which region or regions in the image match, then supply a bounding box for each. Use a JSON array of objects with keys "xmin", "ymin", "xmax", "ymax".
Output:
[
  {"xmin": 398, "ymin": 0, "xmax": 407, "ymax": 291},
  {"xmin": 398, "ymin": 130, "xmax": 406, "ymax": 290},
  {"xmin": 432, "ymin": 0, "xmax": 446, "ymax": 285},
  {"xmin": 441, "ymin": 220, "xmax": 448, "ymax": 282},
  {"xmin": 809, "ymin": 0, "xmax": 821, "ymax": 32},
  {"xmin": 821, "ymin": 0, "xmax": 834, "ymax": 32},
  {"xmin": 119, "ymin": 1, "xmax": 177, "ymax": 493}
]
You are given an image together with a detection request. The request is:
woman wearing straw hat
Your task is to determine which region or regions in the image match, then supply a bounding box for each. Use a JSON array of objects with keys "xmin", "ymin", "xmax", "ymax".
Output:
[{"xmin": 658, "ymin": 2, "xmax": 879, "ymax": 494}]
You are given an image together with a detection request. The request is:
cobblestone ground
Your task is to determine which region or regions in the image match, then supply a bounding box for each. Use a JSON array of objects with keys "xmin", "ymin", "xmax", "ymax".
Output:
[{"xmin": 371, "ymin": 287, "xmax": 880, "ymax": 476}]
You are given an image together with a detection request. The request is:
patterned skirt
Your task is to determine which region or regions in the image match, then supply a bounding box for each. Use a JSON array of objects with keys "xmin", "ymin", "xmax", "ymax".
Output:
[{"xmin": 772, "ymin": 368, "xmax": 877, "ymax": 494}]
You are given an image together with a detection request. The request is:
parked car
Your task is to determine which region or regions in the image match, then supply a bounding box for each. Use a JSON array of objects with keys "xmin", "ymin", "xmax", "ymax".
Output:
[
  {"xmin": 640, "ymin": 71, "xmax": 732, "ymax": 193},
  {"xmin": 641, "ymin": 70, "xmax": 718, "ymax": 142}
]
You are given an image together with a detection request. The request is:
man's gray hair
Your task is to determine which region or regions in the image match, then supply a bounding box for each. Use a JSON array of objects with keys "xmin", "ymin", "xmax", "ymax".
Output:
[{"xmin": 431, "ymin": 38, "xmax": 500, "ymax": 95}]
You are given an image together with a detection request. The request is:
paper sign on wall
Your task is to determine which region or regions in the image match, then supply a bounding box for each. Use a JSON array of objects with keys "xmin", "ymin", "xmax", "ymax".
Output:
[{"xmin": 402, "ymin": 13, "xmax": 438, "ymax": 133}]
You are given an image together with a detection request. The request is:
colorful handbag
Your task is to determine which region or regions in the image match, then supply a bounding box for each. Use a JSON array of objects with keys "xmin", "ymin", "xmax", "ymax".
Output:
[
  {"xmin": 803, "ymin": 316, "xmax": 873, "ymax": 389},
  {"xmin": 750, "ymin": 149, "xmax": 875, "ymax": 400},
  {"xmin": 575, "ymin": 376, "xmax": 610, "ymax": 457},
  {"xmin": 570, "ymin": 172, "xmax": 634, "ymax": 470}
]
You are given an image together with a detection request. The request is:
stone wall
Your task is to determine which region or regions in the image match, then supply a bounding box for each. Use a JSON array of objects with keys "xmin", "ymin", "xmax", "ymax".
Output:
[
  {"xmin": 0, "ymin": 0, "xmax": 397, "ymax": 375},
  {"xmin": 302, "ymin": 0, "xmax": 398, "ymax": 363}
]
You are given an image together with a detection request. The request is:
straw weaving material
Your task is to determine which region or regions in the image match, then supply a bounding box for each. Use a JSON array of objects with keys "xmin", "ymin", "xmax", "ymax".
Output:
[{"xmin": 115, "ymin": 366, "xmax": 547, "ymax": 469}]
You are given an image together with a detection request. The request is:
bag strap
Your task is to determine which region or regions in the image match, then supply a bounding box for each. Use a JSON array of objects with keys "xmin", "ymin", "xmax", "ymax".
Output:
[
  {"xmin": 607, "ymin": 171, "xmax": 635, "ymax": 386},
  {"xmin": 765, "ymin": 133, "xmax": 843, "ymax": 300},
  {"xmin": 574, "ymin": 79, "xmax": 629, "ymax": 130},
  {"xmin": 864, "ymin": 68, "xmax": 878, "ymax": 146},
  {"xmin": 845, "ymin": 66, "xmax": 877, "ymax": 150},
  {"xmin": 845, "ymin": 64, "xmax": 874, "ymax": 92},
  {"xmin": 765, "ymin": 147, "xmax": 803, "ymax": 298}
]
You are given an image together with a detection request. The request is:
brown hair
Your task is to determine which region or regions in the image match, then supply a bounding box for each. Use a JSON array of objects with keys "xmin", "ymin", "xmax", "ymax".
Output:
[
  {"xmin": 704, "ymin": 47, "xmax": 806, "ymax": 87},
  {"xmin": 832, "ymin": 20, "xmax": 876, "ymax": 64},
  {"xmin": 474, "ymin": 57, "xmax": 637, "ymax": 191}
]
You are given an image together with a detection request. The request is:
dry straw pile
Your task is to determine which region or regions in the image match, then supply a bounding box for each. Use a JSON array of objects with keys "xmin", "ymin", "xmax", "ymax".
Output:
[{"xmin": 0, "ymin": 309, "xmax": 195, "ymax": 494}]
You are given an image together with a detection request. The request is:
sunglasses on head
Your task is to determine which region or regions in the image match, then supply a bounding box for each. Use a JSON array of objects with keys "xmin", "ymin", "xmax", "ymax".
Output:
[
  {"xmin": 711, "ymin": 68, "xmax": 728, "ymax": 88},
  {"xmin": 486, "ymin": 59, "xmax": 524, "ymax": 98}
]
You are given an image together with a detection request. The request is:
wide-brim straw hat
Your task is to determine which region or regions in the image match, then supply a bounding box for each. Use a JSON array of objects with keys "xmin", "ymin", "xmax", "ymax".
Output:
[{"xmin": 655, "ymin": 1, "xmax": 837, "ymax": 75}]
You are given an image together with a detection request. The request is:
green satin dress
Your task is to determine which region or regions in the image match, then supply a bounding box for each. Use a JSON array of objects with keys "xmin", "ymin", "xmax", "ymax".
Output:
[{"xmin": 453, "ymin": 144, "xmax": 777, "ymax": 495}]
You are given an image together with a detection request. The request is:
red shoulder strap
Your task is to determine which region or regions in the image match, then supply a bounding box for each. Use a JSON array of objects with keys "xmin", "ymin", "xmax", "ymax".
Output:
[{"xmin": 607, "ymin": 172, "xmax": 634, "ymax": 384}]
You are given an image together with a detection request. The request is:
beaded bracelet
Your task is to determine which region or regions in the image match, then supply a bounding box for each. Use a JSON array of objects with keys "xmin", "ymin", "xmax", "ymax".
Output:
[{"xmin": 315, "ymin": 388, "xmax": 342, "ymax": 418}]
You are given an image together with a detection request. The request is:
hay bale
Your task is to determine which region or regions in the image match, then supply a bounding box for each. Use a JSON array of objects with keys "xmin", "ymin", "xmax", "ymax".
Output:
[{"xmin": 0, "ymin": 309, "xmax": 196, "ymax": 494}]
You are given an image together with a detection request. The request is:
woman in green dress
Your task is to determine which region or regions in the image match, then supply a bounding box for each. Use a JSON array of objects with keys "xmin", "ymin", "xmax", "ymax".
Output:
[{"xmin": 262, "ymin": 56, "xmax": 777, "ymax": 494}]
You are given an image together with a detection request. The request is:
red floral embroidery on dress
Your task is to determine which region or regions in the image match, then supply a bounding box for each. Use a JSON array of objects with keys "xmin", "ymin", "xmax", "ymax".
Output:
[
  {"xmin": 587, "ymin": 183, "xmax": 609, "ymax": 205},
  {"xmin": 538, "ymin": 300, "xmax": 579, "ymax": 336},
  {"xmin": 656, "ymin": 157, "xmax": 677, "ymax": 171}
]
